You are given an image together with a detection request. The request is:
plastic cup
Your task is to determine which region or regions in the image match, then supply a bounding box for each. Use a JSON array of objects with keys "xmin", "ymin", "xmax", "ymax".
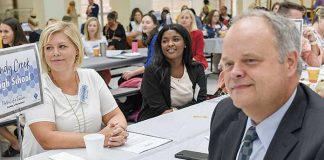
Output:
[
  {"xmin": 93, "ymin": 48, "xmax": 100, "ymax": 57},
  {"xmin": 84, "ymin": 134, "xmax": 105, "ymax": 160},
  {"xmin": 132, "ymin": 40, "xmax": 138, "ymax": 53},
  {"xmin": 307, "ymin": 67, "xmax": 320, "ymax": 83}
]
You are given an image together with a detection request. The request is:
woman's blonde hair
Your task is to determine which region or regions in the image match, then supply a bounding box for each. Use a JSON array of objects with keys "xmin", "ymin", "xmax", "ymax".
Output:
[
  {"xmin": 315, "ymin": 6, "xmax": 324, "ymax": 22},
  {"xmin": 67, "ymin": 0, "xmax": 76, "ymax": 14},
  {"xmin": 39, "ymin": 21, "xmax": 84, "ymax": 73},
  {"xmin": 177, "ymin": 9, "xmax": 198, "ymax": 31},
  {"xmin": 84, "ymin": 17, "xmax": 102, "ymax": 41}
]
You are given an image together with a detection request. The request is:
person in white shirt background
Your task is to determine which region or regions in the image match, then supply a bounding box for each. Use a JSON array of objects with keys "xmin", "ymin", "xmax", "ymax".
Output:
[{"xmin": 82, "ymin": 17, "xmax": 107, "ymax": 56}]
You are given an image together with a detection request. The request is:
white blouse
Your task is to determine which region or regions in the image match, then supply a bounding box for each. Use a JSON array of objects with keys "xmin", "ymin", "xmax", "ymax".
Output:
[{"xmin": 170, "ymin": 67, "xmax": 193, "ymax": 108}]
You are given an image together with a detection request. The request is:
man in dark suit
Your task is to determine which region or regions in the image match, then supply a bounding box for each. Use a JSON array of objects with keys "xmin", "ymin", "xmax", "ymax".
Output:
[{"xmin": 208, "ymin": 10, "xmax": 324, "ymax": 160}]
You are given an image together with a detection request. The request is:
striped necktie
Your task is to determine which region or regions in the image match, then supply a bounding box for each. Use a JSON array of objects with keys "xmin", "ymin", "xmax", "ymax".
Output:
[{"xmin": 237, "ymin": 126, "xmax": 258, "ymax": 160}]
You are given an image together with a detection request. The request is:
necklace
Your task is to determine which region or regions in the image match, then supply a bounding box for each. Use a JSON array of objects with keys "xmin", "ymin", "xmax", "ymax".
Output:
[{"xmin": 50, "ymin": 72, "xmax": 86, "ymax": 133}]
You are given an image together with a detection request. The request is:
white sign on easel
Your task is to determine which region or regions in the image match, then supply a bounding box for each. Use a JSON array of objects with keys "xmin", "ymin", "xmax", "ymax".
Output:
[
  {"xmin": 292, "ymin": 19, "xmax": 304, "ymax": 53},
  {"xmin": 0, "ymin": 43, "xmax": 43, "ymax": 119}
]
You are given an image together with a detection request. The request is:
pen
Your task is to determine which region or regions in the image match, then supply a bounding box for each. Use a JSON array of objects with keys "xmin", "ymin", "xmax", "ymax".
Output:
[{"xmin": 192, "ymin": 116, "xmax": 208, "ymax": 118}]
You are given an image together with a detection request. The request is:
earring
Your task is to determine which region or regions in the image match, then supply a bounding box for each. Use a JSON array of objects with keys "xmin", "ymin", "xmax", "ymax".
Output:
[
  {"xmin": 184, "ymin": 46, "xmax": 187, "ymax": 48},
  {"xmin": 75, "ymin": 54, "xmax": 79, "ymax": 63}
]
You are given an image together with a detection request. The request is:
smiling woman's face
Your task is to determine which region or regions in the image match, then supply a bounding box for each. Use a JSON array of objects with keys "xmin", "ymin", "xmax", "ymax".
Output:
[
  {"xmin": 0, "ymin": 23, "xmax": 14, "ymax": 46},
  {"xmin": 161, "ymin": 29, "xmax": 185, "ymax": 63},
  {"xmin": 44, "ymin": 31, "xmax": 78, "ymax": 73}
]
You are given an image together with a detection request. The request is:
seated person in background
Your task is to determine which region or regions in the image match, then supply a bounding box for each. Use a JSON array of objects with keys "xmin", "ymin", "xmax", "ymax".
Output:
[
  {"xmin": 203, "ymin": 10, "xmax": 227, "ymax": 38},
  {"xmin": 306, "ymin": 6, "xmax": 324, "ymax": 65},
  {"xmin": 121, "ymin": 13, "xmax": 159, "ymax": 81},
  {"xmin": 189, "ymin": 8, "xmax": 204, "ymax": 30},
  {"xmin": 271, "ymin": 2, "xmax": 280, "ymax": 13},
  {"xmin": 200, "ymin": 5, "xmax": 210, "ymax": 25},
  {"xmin": 22, "ymin": 21, "xmax": 127, "ymax": 158},
  {"xmin": 127, "ymin": 8, "xmax": 143, "ymax": 48},
  {"xmin": 66, "ymin": 0, "xmax": 80, "ymax": 27},
  {"xmin": 28, "ymin": 14, "xmax": 42, "ymax": 43},
  {"xmin": 103, "ymin": 12, "xmax": 127, "ymax": 50},
  {"xmin": 159, "ymin": 9, "xmax": 172, "ymax": 28},
  {"xmin": 203, "ymin": 9, "xmax": 227, "ymax": 74},
  {"xmin": 178, "ymin": 9, "xmax": 208, "ymax": 69},
  {"xmin": 0, "ymin": 17, "xmax": 29, "ymax": 157},
  {"xmin": 82, "ymin": 17, "xmax": 107, "ymax": 55},
  {"xmin": 219, "ymin": 5, "xmax": 232, "ymax": 28},
  {"xmin": 208, "ymin": 10, "xmax": 324, "ymax": 160},
  {"xmin": 278, "ymin": 1, "xmax": 323, "ymax": 67},
  {"xmin": 82, "ymin": 17, "xmax": 111, "ymax": 86},
  {"xmin": 138, "ymin": 24, "xmax": 207, "ymax": 121}
]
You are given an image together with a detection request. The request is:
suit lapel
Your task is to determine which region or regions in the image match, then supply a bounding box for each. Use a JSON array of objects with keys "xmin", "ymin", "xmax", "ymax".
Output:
[
  {"xmin": 222, "ymin": 111, "xmax": 247, "ymax": 160},
  {"xmin": 264, "ymin": 85, "xmax": 306, "ymax": 160}
]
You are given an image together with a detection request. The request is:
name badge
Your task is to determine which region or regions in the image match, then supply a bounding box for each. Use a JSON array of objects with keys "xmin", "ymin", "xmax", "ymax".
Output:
[{"xmin": 79, "ymin": 85, "xmax": 89, "ymax": 104}]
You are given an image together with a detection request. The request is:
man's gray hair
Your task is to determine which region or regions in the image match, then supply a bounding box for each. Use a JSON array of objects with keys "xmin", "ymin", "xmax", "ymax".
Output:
[{"xmin": 232, "ymin": 10, "xmax": 302, "ymax": 75}]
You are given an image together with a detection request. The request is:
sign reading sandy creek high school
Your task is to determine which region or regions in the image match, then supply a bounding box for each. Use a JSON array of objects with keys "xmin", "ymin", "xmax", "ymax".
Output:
[{"xmin": 0, "ymin": 44, "xmax": 43, "ymax": 119}]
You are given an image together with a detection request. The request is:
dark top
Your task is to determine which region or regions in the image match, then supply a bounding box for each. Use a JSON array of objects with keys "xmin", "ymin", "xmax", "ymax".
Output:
[
  {"xmin": 103, "ymin": 23, "xmax": 127, "ymax": 50},
  {"xmin": 144, "ymin": 34, "xmax": 157, "ymax": 67},
  {"xmin": 80, "ymin": 23, "xmax": 85, "ymax": 35},
  {"xmin": 208, "ymin": 83, "xmax": 324, "ymax": 160},
  {"xmin": 29, "ymin": 29, "xmax": 42, "ymax": 43},
  {"xmin": 138, "ymin": 62, "xmax": 207, "ymax": 121},
  {"xmin": 87, "ymin": 3, "xmax": 99, "ymax": 18},
  {"xmin": 220, "ymin": 14, "xmax": 232, "ymax": 27},
  {"xmin": 204, "ymin": 23, "xmax": 225, "ymax": 38}
]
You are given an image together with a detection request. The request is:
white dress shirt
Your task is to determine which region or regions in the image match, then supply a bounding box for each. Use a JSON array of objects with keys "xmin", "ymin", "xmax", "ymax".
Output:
[{"xmin": 236, "ymin": 88, "xmax": 297, "ymax": 160}]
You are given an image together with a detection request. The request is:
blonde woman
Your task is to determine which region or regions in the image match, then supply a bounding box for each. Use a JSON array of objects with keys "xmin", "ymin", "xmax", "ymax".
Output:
[
  {"xmin": 67, "ymin": 0, "xmax": 80, "ymax": 27},
  {"xmin": 22, "ymin": 21, "xmax": 127, "ymax": 158},
  {"xmin": 82, "ymin": 17, "xmax": 107, "ymax": 55},
  {"xmin": 178, "ymin": 9, "xmax": 208, "ymax": 69},
  {"xmin": 310, "ymin": 6, "xmax": 324, "ymax": 65},
  {"xmin": 303, "ymin": 6, "xmax": 324, "ymax": 66}
]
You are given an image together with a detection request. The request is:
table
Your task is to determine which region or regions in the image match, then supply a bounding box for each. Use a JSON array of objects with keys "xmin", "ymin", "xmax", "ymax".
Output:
[
  {"xmin": 82, "ymin": 48, "xmax": 147, "ymax": 85},
  {"xmin": 204, "ymin": 38, "xmax": 223, "ymax": 54},
  {"xmin": 204, "ymin": 38, "xmax": 223, "ymax": 72},
  {"xmin": 82, "ymin": 48, "xmax": 148, "ymax": 71},
  {"xmin": 25, "ymin": 96, "xmax": 227, "ymax": 160}
]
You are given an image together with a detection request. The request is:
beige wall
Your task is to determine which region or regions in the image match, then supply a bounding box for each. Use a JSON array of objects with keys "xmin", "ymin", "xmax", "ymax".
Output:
[
  {"xmin": 110, "ymin": 0, "xmax": 132, "ymax": 28},
  {"xmin": 1, "ymin": 0, "xmax": 309, "ymax": 29}
]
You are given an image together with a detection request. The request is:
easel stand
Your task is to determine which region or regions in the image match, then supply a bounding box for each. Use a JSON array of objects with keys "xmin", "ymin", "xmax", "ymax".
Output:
[{"xmin": 16, "ymin": 113, "xmax": 24, "ymax": 160}]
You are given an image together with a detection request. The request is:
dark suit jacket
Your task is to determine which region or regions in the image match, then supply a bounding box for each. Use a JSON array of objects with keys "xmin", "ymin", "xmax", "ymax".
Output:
[
  {"xmin": 208, "ymin": 83, "xmax": 324, "ymax": 160},
  {"xmin": 138, "ymin": 62, "xmax": 207, "ymax": 121}
]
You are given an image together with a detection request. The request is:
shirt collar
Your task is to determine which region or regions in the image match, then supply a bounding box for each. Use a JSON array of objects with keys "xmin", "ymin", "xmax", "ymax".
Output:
[{"xmin": 245, "ymin": 88, "xmax": 297, "ymax": 151}]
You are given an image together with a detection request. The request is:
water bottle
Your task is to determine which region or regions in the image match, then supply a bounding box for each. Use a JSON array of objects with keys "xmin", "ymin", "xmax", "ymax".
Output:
[
  {"xmin": 166, "ymin": 13, "xmax": 172, "ymax": 25},
  {"xmin": 132, "ymin": 39, "xmax": 138, "ymax": 53},
  {"xmin": 100, "ymin": 42, "xmax": 106, "ymax": 57}
]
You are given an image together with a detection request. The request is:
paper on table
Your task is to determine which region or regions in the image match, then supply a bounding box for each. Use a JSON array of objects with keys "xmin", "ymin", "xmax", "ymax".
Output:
[
  {"xmin": 123, "ymin": 52, "xmax": 141, "ymax": 57},
  {"xmin": 105, "ymin": 50, "xmax": 127, "ymax": 58},
  {"xmin": 118, "ymin": 132, "xmax": 172, "ymax": 154},
  {"xmin": 49, "ymin": 152, "xmax": 85, "ymax": 160}
]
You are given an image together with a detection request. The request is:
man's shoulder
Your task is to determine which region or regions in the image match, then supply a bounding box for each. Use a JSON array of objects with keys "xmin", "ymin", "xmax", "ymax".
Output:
[
  {"xmin": 215, "ymin": 97, "xmax": 240, "ymax": 114},
  {"xmin": 211, "ymin": 97, "xmax": 242, "ymax": 126},
  {"xmin": 298, "ymin": 83, "xmax": 324, "ymax": 112},
  {"xmin": 298, "ymin": 84, "xmax": 324, "ymax": 124}
]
